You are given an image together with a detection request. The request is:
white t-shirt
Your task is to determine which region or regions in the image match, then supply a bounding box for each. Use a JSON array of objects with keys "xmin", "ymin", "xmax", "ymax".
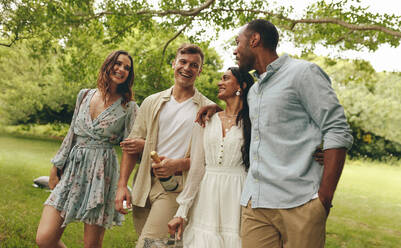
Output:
[{"xmin": 156, "ymin": 96, "xmax": 197, "ymax": 159}]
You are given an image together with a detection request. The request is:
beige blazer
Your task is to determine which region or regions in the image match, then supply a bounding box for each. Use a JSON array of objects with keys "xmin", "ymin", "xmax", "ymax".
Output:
[{"xmin": 127, "ymin": 86, "xmax": 213, "ymax": 207}]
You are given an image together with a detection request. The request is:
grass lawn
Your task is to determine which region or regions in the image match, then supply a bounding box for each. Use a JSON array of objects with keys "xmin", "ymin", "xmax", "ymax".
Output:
[
  {"xmin": 326, "ymin": 159, "xmax": 401, "ymax": 247},
  {"xmin": 0, "ymin": 134, "xmax": 400, "ymax": 247},
  {"xmin": 0, "ymin": 135, "xmax": 137, "ymax": 247}
]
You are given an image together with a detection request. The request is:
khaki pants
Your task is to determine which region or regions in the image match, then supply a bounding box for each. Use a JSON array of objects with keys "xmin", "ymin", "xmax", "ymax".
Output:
[
  {"xmin": 241, "ymin": 198, "xmax": 327, "ymax": 248},
  {"xmin": 133, "ymin": 176, "xmax": 182, "ymax": 248}
]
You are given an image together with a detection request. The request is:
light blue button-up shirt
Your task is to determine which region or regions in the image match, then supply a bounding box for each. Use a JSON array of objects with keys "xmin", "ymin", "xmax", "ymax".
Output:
[{"xmin": 240, "ymin": 54, "xmax": 353, "ymax": 209}]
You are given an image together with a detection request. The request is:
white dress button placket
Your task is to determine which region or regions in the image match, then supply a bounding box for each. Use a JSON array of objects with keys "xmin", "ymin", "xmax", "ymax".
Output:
[{"xmin": 218, "ymin": 141, "xmax": 224, "ymax": 166}]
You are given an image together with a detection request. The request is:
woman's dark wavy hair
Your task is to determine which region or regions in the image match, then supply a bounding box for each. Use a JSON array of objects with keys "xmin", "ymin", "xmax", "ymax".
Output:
[
  {"xmin": 228, "ymin": 67, "xmax": 254, "ymax": 171},
  {"xmin": 97, "ymin": 50, "xmax": 134, "ymax": 106}
]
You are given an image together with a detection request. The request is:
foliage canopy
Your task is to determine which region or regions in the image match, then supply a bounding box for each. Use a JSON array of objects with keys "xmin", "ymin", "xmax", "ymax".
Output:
[{"xmin": 1, "ymin": 0, "xmax": 401, "ymax": 51}]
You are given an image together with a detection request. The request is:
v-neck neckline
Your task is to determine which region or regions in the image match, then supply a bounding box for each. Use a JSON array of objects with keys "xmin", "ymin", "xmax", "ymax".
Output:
[
  {"xmin": 216, "ymin": 113, "xmax": 237, "ymax": 139},
  {"xmin": 171, "ymin": 95, "xmax": 193, "ymax": 105},
  {"xmin": 88, "ymin": 89, "xmax": 121, "ymax": 124}
]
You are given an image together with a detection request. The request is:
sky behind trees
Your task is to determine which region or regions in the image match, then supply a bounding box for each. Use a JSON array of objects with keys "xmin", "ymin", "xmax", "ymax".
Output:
[{"xmin": 210, "ymin": 0, "xmax": 401, "ymax": 72}]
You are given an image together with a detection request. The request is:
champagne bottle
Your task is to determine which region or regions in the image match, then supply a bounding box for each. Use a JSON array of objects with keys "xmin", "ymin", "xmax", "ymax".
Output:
[{"xmin": 150, "ymin": 151, "xmax": 179, "ymax": 191}]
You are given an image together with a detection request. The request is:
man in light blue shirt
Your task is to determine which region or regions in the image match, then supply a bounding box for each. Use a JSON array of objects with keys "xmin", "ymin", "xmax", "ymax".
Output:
[{"xmin": 235, "ymin": 19, "xmax": 353, "ymax": 247}]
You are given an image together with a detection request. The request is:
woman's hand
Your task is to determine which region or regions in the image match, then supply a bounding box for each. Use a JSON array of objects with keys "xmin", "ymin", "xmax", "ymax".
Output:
[
  {"xmin": 313, "ymin": 147, "xmax": 324, "ymax": 165},
  {"xmin": 120, "ymin": 138, "xmax": 145, "ymax": 155},
  {"xmin": 168, "ymin": 217, "xmax": 185, "ymax": 240},
  {"xmin": 48, "ymin": 166, "xmax": 60, "ymax": 190},
  {"xmin": 115, "ymin": 185, "xmax": 132, "ymax": 215}
]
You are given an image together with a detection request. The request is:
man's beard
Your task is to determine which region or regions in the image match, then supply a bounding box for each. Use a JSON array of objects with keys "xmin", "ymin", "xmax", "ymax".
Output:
[{"xmin": 239, "ymin": 50, "xmax": 255, "ymax": 72}]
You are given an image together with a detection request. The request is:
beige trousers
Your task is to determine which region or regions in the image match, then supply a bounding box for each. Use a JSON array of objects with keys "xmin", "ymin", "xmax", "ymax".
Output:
[
  {"xmin": 241, "ymin": 198, "xmax": 327, "ymax": 248},
  {"xmin": 133, "ymin": 176, "xmax": 182, "ymax": 248}
]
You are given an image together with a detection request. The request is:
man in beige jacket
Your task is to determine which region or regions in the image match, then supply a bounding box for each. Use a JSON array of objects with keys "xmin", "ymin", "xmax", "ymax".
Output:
[{"xmin": 115, "ymin": 43, "xmax": 213, "ymax": 247}]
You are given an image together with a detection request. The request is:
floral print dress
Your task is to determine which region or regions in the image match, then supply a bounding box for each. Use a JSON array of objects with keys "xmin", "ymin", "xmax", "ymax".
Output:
[{"xmin": 45, "ymin": 89, "xmax": 138, "ymax": 228}]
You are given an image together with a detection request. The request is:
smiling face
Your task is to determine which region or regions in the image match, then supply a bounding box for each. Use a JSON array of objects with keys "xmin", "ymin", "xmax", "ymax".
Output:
[
  {"xmin": 233, "ymin": 27, "xmax": 256, "ymax": 72},
  {"xmin": 172, "ymin": 53, "xmax": 202, "ymax": 89},
  {"xmin": 217, "ymin": 70, "xmax": 241, "ymax": 101},
  {"xmin": 110, "ymin": 54, "xmax": 131, "ymax": 85}
]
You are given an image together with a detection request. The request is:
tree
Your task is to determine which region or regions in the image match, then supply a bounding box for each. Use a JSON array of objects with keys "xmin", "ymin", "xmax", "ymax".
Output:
[
  {"xmin": 1, "ymin": 0, "xmax": 400, "ymax": 52},
  {"xmin": 302, "ymin": 54, "xmax": 401, "ymax": 159},
  {"xmin": 0, "ymin": 23, "xmax": 223, "ymax": 124}
]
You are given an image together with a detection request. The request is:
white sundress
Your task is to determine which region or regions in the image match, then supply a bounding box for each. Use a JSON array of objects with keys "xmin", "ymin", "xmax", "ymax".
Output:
[{"xmin": 176, "ymin": 114, "xmax": 247, "ymax": 248}]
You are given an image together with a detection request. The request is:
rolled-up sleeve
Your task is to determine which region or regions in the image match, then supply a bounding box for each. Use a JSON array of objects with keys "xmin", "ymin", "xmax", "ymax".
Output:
[{"xmin": 298, "ymin": 64, "xmax": 353, "ymax": 150}]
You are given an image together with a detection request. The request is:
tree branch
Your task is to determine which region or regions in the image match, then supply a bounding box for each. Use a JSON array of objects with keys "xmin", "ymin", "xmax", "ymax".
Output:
[
  {"xmin": 77, "ymin": 0, "xmax": 215, "ymax": 21},
  {"xmin": 155, "ymin": 21, "xmax": 192, "ymax": 87},
  {"xmin": 292, "ymin": 18, "xmax": 401, "ymax": 38},
  {"xmin": 0, "ymin": 35, "xmax": 19, "ymax": 47},
  {"xmin": 161, "ymin": 23, "xmax": 190, "ymax": 62},
  {"xmin": 331, "ymin": 30, "xmax": 355, "ymax": 45},
  {"xmin": 214, "ymin": 8, "xmax": 401, "ymax": 38},
  {"xmin": 77, "ymin": 4, "xmax": 401, "ymax": 38}
]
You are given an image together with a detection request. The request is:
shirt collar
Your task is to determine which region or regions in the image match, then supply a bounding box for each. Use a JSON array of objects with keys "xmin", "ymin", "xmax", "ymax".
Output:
[
  {"xmin": 253, "ymin": 54, "xmax": 289, "ymax": 83},
  {"xmin": 161, "ymin": 85, "xmax": 202, "ymax": 105}
]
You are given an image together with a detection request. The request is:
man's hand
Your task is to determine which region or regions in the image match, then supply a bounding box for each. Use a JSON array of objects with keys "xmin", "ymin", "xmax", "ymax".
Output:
[
  {"xmin": 318, "ymin": 148, "xmax": 347, "ymax": 217},
  {"xmin": 152, "ymin": 156, "xmax": 178, "ymax": 178},
  {"xmin": 313, "ymin": 147, "xmax": 324, "ymax": 165},
  {"xmin": 168, "ymin": 217, "xmax": 185, "ymax": 240},
  {"xmin": 195, "ymin": 104, "xmax": 222, "ymax": 127},
  {"xmin": 48, "ymin": 166, "xmax": 59, "ymax": 190},
  {"xmin": 120, "ymin": 138, "xmax": 145, "ymax": 155},
  {"xmin": 318, "ymin": 194, "xmax": 332, "ymax": 217},
  {"xmin": 115, "ymin": 185, "xmax": 132, "ymax": 215}
]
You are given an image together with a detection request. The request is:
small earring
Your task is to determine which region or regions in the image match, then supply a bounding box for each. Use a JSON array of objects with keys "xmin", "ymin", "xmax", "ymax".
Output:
[{"xmin": 236, "ymin": 90, "xmax": 241, "ymax": 96}]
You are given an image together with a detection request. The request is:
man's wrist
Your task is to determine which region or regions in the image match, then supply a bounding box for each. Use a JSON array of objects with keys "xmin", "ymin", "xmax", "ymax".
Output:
[{"xmin": 318, "ymin": 190, "xmax": 333, "ymax": 210}]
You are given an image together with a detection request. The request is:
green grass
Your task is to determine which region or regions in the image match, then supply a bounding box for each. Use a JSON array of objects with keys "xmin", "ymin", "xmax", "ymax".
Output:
[
  {"xmin": 1, "ymin": 134, "xmax": 400, "ymax": 247},
  {"xmin": 0, "ymin": 135, "xmax": 137, "ymax": 247},
  {"xmin": 326, "ymin": 160, "xmax": 401, "ymax": 247}
]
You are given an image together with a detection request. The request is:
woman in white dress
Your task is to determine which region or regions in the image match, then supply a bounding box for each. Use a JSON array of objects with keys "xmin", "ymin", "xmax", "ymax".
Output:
[{"xmin": 168, "ymin": 67, "xmax": 254, "ymax": 248}]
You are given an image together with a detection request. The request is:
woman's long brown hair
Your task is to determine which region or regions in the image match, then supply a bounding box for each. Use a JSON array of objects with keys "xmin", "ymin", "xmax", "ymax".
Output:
[
  {"xmin": 97, "ymin": 50, "xmax": 134, "ymax": 106},
  {"xmin": 228, "ymin": 67, "xmax": 254, "ymax": 171}
]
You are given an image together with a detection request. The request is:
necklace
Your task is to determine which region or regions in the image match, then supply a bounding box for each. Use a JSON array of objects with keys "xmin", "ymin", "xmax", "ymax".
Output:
[
  {"xmin": 220, "ymin": 111, "xmax": 239, "ymax": 134},
  {"xmin": 221, "ymin": 111, "xmax": 238, "ymax": 124},
  {"xmin": 221, "ymin": 111, "xmax": 238, "ymax": 118}
]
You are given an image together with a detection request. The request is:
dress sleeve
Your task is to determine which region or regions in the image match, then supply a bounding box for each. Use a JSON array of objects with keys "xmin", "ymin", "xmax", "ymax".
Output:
[
  {"xmin": 51, "ymin": 89, "xmax": 88, "ymax": 169},
  {"xmin": 175, "ymin": 124, "xmax": 206, "ymax": 221},
  {"xmin": 123, "ymin": 101, "xmax": 139, "ymax": 139}
]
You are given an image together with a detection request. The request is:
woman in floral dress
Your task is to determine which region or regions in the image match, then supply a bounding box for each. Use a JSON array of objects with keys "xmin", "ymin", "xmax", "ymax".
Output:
[{"xmin": 36, "ymin": 50, "xmax": 139, "ymax": 248}]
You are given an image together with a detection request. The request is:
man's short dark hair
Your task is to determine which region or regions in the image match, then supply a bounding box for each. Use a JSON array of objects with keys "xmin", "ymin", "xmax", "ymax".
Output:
[
  {"xmin": 175, "ymin": 43, "xmax": 204, "ymax": 65},
  {"xmin": 245, "ymin": 19, "xmax": 279, "ymax": 51}
]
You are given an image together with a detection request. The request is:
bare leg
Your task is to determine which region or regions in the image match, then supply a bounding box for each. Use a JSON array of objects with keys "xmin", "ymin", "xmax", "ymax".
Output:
[
  {"xmin": 84, "ymin": 223, "xmax": 106, "ymax": 248},
  {"xmin": 36, "ymin": 205, "xmax": 67, "ymax": 248}
]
